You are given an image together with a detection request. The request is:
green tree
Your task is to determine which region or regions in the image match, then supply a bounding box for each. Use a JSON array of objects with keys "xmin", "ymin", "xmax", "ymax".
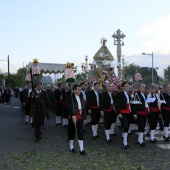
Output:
[
  {"xmin": 164, "ymin": 66, "xmax": 170, "ymax": 82},
  {"xmin": 124, "ymin": 63, "xmax": 158, "ymax": 84}
]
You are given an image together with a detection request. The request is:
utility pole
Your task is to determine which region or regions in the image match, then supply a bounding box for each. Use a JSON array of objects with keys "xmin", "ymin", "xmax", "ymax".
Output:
[{"xmin": 112, "ymin": 29, "xmax": 126, "ymax": 79}]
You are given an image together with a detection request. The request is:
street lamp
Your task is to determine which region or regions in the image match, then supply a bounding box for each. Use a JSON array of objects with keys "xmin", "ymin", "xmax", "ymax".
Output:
[{"xmin": 142, "ymin": 52, "xmax": 154, "ymax": 84}]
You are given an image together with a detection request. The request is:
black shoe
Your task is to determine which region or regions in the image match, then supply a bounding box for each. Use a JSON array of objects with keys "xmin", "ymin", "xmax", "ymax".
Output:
[
  {"xmin": 146, "ymin": 133, "xmax": 150, "ymax": 137},
  {"xmin": 63, "ymin": 125, "xmax": 67, "ymax": 128},
  {"xmin": 93, "ymin": 136, "xmax": 97, "ymax": 140},
  {"xmin": 163, "ymin": 136, "xmax": 169, "ymax": 141},
  {"xmin": 123, "ymin": 144, "xmax": 130, "ymax": 149},
  {"xmin": 106, "ymin": 139, "xmax": 112, "ymax": 143},
  {"xmin": 70, "ymin": 148, "xmax": 76, "ymax": 153},
  {"xmin": 137, "ymin": 141, "xmax": 146, "ymax": 146},
  {"xmin": 150, "ymin": 138, "xmax": 158, "ymax": 143},
  {"xmin": 80, "ymin": 150, "xmax": 86, "ymax": 155},
  {"xmin": 25, "ymin": 122, "xmax": 28, "ymax": 124}
]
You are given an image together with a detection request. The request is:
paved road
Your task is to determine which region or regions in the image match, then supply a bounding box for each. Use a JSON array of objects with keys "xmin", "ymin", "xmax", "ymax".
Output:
[{"xmin": 1, "ymin": 98, "xmax": 170, "ymax": 170}]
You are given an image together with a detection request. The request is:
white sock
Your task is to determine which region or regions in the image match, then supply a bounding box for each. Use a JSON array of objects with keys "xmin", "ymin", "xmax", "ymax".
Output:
[
  {"xmin": 110, "ymin": 123, "xmax": 115, "ymax": 134},
  {"xmin": 58, "ymin": 116, "xmax": 61, "ymax": 123},
  {"xmin": 25, "ymin": 115, "xmax": 29, "ymax": 122},
  {"xmin": 30, "ymin": 117, "xmax": 33, "ymax": 124},
  {"xmin": 56, "ymin": 116, "xmax": 58, "ymax": 124},
  {"xmin": 66, "ymin": 119, "xmax": 68, "ymax": 125},
  {"xmin": 123, "ymin": 133, "xmax": 128, "ymax": 146},
  {"xmin": 63, "ymin": 118, "xmax": 66, "ymax": 125},
  {"xmin": 69, "ymin": 140, "xmax": 74, "ymax": 150},
  {"xmin": 164, "ymin": 127, "xmax": 169, "ymax": 138},
  {"xmin": 78, "ymin": 140, "xmax": 84, "ymax": 152},
  {"xmin": 150, "ymin": 130, "xmax": 155, "ymax": 141},
  {"xmin": 92, "ymin": 125, "xmax": 96, "ymax": 136},
  {"xmin": 138, "ymin": 132, "xmax": 143, "ymax": 143},
  {"xmin": 96, "ymin": 124, "xmax": 98, "ymax": 136},
  {"xmin": 105, "ymin": 130, "xmax": 110, "ymax": 141}
]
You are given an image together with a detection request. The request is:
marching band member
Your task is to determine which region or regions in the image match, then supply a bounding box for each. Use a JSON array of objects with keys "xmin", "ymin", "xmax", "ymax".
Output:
[
  {"xmin": 101, "ymin": 83, "xmax": 117, "ymax": 143},
  {"xmin": 87, "ymin": 82, "xmax": 102, "ymax": 140},
  {"xmin": 115, "ymin": 82, "xmax": 132, "ymax": 149},
  {"xmin": 147, "ymin": 84, "xmax": 160, "ymax": 143},
  {"xmin": 54, "ymin": 83, "xmax": 63, "ymax": 125},
  {"xmin": 160, "ymin": 83, "xmax": 170, "ymax": 141},
  {"xmin": 133, "ymin": 83, "xmax": 148, "ymax": 146},
  {"xmin": 67, "ymin": 84, "xmax": 87, "ymax": 155}
]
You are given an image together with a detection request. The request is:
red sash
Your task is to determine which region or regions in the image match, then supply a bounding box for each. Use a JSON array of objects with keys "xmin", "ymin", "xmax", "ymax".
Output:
[
  {"xmin": 150, "ymin": 106, "xmax": 159, "ymax": 112},
  {"xmin": 68, "ymin": 109, "xmax": 83, "ymax": 119},
  {"xmin": 103, "ymin": 104, "xmax": 114, "ymax": 112},
  {"xmin": 91, "ymin": 106, "xmax": 99, "ymax": 109},
  {"xmin": 137, "ymin": 108, "xmax": 148, "ymax": 115},
  {"xmin": 120, "ymin": 104, "xmax": 131, "ymax": 114},
  {"xmin": 162, "ymin": 107, "xmax": 170, "ymax": 111}
]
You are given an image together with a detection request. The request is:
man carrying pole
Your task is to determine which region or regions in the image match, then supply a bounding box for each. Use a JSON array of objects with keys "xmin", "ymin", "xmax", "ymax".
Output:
[{"xmin": 67, "ymin": 84, "xmax": 87, "ymax": 155}]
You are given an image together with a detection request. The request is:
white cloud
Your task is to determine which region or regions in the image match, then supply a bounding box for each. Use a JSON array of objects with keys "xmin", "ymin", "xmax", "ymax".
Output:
[
  {"xmin": 121, "ymin": 15, "xmax": 170, "ymax": 77},
  {"xmin": 138, "ymin": 14, "xmax": 170, "ymax": 55}
]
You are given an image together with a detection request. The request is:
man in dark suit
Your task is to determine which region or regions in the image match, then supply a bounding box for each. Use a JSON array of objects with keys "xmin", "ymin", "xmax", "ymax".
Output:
[
  {"xmin": 101, "ymin": 83, "xmax": 117, "ymax": 143},
  {"xmin": 54, "ymin": 83, "xmax": 63, "ymax": 125},
  {"xmin": 29, "ymin": 83, "xmax": 49, "ymax": 142},
  {"xmin": 147, "ymin": 84, "xmax": 160, "ymax": 143},
  {"xmin": 67, "ymin": 84, "xmax": 87, "ymax": 155},
  {"xmin": 133, "ymin": 83, "xmax": 148, "ymax": 146},
  {"xmin": 80, "ymin": 83, "xmax": 88, "ymax": 132},
  {"xmin": 115, "ymin": 82, "xmax": 132, "ymax": 149},
  {"xmin": 87, "ymin": 82, "xmax": 102, "ymax": 139}
]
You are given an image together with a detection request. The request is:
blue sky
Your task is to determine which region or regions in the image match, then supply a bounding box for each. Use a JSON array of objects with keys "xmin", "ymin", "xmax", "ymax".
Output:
[{"xmin": 0, "ymin": 0, "xmax": 170, "ymax": 77}]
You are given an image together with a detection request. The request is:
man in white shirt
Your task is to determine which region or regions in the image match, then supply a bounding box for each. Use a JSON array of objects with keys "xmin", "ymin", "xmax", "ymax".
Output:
[
  {"xmin": 87, "ymin": 83, "xmax": 102, "ymax": 140},
  {"xmin": 67, "ymin": 84, "xmax": 87, "ymax": 155}
]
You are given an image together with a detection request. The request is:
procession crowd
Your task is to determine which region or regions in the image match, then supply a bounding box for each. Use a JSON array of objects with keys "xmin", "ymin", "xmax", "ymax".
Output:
[{"xmin": 10, "ymin": 82, "xmax": 170, "ymax": 155}]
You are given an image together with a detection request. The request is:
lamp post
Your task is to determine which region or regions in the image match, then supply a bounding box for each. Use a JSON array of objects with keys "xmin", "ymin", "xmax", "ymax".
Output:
[
  {"xmin": 81, "ymin": 56, "xmax": 89, "ymax": 81},
  {"xmin": 142, "ymin": 52, "xmax": 154, "ymax": 84}
]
